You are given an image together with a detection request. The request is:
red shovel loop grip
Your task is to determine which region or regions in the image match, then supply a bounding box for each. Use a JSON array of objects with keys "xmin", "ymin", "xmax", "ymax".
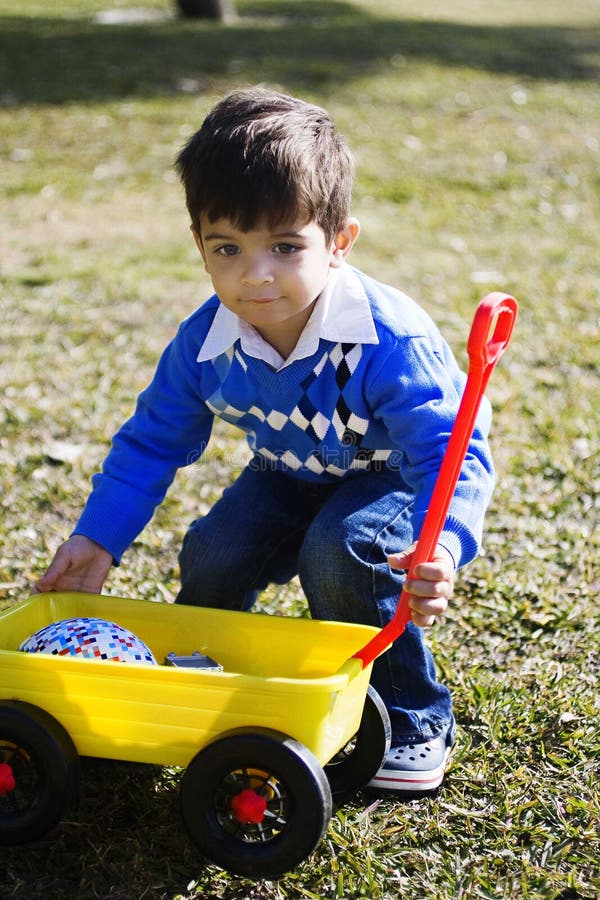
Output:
[{"xmin": 353, "ymin": 293, "xmax": 518, "ymax": 668}]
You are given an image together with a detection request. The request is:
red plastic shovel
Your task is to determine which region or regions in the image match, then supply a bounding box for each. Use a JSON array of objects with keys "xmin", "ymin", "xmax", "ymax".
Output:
[{"xmin": 353, "ymin": 292, "xmax": 518, "ymax": 668}]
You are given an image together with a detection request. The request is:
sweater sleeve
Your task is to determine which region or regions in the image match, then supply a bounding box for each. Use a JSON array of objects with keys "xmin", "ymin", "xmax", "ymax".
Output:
[
  {"xmin": 73, "ymin": 320, "xmax": 214, "ymax": 563},
  {"xmin": 365, "ymin": 334, "xmax": 495, "ymax": 568}
]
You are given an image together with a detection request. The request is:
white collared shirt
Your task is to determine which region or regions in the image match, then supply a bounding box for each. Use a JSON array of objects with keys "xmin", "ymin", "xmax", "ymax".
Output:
[{"xmin": 196, "ymin": 264, "xmax": 379, "ymax": 370}]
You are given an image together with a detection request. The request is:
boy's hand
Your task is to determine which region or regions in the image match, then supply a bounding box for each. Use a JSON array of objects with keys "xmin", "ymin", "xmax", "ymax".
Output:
[
  {"xmin": 33, "ymin": 535, "xmax": 113, "ymax": 595},
  {"xmin": 388, "ymin": 543, "xmax": 455, "ymax": 628}
]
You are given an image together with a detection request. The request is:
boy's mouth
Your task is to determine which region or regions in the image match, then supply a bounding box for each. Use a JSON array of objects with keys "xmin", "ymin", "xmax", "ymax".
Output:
[{"xmin": 244, "ymin": 296, "xmax": 280, "ymax": 304}]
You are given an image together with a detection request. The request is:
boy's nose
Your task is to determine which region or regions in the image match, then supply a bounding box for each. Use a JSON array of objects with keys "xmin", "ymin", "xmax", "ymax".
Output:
[{"xmin": 241, "ymin": 256, "xmax": 274, "ymax": 286}]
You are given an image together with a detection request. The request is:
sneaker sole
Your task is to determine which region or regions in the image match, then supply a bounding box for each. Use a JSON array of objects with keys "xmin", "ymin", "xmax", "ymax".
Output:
[{"xmin": 367, "ymin": 745, "xmax": 452, "ymax": 793}]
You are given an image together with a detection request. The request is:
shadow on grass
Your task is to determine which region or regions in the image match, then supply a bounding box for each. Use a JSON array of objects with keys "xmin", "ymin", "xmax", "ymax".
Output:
[
  {"xmin": 0, "ymin": 759, "xmax": 204, "ymax": 899},
  {"xmin": 0, "ymin": 755, "xmax": 365, "ymax": 897},
  {"xmin": 1, "ymin": 0, "xmax": 599, "ymax": 106}
]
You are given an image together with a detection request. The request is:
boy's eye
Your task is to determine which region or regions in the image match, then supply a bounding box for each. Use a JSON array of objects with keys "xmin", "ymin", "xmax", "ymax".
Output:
[
  {"xmin": 217, "ymin": 244, "xmax": 239, "ymax": 256},
  {"xmin": 273, "ymin": 242, "xmax": 299, "ymax": 255}
]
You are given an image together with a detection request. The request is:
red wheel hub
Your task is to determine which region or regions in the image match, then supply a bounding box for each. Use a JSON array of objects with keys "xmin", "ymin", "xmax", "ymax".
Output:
[
  {"xmin": 0, "ymin": 762, "xmax": 16, "ymax": 796},
  {"xmin": 231, "ymin": 788, "xmax": 267, "ymax": 824}
]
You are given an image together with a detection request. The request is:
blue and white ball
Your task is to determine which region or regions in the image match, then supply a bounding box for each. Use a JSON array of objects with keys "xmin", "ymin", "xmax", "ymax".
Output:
[{"xmin": 19, "ymin": 617, "xmax": 157, "ymax": 665}]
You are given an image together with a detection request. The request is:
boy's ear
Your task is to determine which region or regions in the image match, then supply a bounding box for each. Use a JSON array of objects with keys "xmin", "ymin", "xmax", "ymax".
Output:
[
  {"xmin": 191, "ymin": 225, "xmax": 208, "ymax": 267},
  {"xmin": 330, "ymin": 218, "xmax": 360, "ymax": 268}
]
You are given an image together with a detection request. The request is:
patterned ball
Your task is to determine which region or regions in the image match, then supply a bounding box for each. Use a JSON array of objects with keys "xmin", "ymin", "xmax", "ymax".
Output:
[{"xmin": 19, "ymin": 617, "xmax": 157, "ymax": 665}]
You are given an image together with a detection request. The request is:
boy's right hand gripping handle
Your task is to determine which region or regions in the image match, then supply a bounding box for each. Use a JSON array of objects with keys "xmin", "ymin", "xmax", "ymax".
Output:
[{"xmin": 352, "ymin": 293, "xmax": 518, "ymax": 669}]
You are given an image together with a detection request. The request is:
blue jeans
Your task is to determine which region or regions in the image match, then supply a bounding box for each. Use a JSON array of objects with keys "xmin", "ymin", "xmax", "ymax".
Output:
[{"xmin": 176, "ymin": 464, "xmax": 454, "ymax": 743}]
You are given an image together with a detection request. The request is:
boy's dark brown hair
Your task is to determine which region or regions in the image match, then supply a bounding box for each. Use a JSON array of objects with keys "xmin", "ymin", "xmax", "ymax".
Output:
[{"xmin": 175, "ymin": 87, "xmax": 354, "ymax": 242}]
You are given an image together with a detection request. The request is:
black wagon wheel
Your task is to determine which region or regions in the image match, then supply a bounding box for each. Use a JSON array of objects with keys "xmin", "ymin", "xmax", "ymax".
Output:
[
  {"xmin": 180, "ymin": 727, "xmax": 332, "ymax": 878},
  {"xmin": 324, "ymin": 685, "xmax": 391, "ymax": 798},
  {"xmin": 0, "ymin": 700, "xmax": 79, "ymax": 845}
]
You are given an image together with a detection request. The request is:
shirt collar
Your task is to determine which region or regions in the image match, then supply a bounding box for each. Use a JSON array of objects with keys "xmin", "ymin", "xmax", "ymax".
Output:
[{"xmin": 196, "ymin": 264, "xmax": 379, "ymax": 369}]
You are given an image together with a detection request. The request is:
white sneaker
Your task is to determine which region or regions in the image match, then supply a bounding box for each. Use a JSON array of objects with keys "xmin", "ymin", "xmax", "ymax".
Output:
[{"xmin": 368, "ymin": 730, "xmax": 453, "ymax": 795}]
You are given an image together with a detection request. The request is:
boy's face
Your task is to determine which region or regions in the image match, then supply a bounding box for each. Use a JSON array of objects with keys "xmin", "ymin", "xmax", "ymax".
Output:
[{"xmin": 194, "ymin": 215, "xmax": 359, "ymax": 358}]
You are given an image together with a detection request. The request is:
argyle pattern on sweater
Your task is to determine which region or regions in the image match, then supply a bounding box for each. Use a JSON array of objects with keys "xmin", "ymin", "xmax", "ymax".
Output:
[{"xmin": 204, "ymin": 341, "xmax": 392, "ymax": 477}]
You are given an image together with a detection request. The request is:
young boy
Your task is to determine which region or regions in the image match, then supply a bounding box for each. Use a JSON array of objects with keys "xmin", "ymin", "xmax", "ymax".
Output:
[{"xmin": 35, "ymin": 87, "xmax": 494, "ymax": 794}]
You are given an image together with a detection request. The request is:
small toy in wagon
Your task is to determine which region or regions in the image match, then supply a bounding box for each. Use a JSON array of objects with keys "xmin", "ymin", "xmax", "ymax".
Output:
[
  {"xmin": 164, "ymin": 651, "xmax": 223, "ymax": 671},
  {"xmin": 0, "ymin": 293, "xmax": 517, "ymax": 879}
]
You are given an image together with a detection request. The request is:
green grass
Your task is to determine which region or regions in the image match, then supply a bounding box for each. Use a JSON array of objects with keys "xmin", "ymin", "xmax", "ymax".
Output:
[{"xmin": 1, "ymin": 0, "xmax": 599, "ymax": 897}]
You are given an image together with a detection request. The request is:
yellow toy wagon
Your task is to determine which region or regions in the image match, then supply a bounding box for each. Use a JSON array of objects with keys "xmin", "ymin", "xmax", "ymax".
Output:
[
  {"xmin": 0, "ymin": 590, "xmax": 386, "ymax": 877},
  {"xmin": 0, "ymin": 295, "xmax": 517, "ymax": 878}
]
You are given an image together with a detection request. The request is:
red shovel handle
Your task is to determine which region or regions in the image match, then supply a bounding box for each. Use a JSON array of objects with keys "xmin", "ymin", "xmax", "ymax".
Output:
[{"xmin": 353, "ymin": 293, "xmax": 518, "ymax": 668}]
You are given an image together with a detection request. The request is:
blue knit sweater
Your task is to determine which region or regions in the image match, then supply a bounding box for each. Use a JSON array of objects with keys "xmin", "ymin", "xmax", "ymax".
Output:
[{"xmin": 74, "ymin": 267, "xmax": 494, "ymax": 567}]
